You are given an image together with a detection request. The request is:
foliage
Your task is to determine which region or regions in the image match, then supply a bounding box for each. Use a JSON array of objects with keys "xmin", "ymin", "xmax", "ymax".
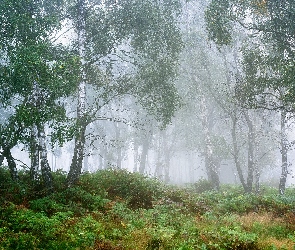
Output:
[
  {"xmin": 1, "ymin": 0, "xmax": 184, "ymax": 189},
  {"xmin": 1, "ymin": 167, "xmax": 295, "ymax": 249},
  {"xmin": 205, "ymin": 0, "xmax": 295, "ymax": 111},
  {"xmin": 29, "ymin": 187, "xmax": 108, "ymax": 216},
  {"xmin": 193, "ymin": 178, "xmax": 215, "ymax": 193},
  {"xmin": 79, "ymin": 169, "xmax": 164, "ymax": 209}
]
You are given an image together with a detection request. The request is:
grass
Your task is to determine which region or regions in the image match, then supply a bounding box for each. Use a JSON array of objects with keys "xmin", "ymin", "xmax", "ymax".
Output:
[{"xmin": 0, "ymin": 167, "xmax": 295, "ymax": 249}]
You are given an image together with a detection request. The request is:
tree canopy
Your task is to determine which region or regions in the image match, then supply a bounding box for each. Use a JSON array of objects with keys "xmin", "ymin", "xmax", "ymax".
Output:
[
  {"xmin": 0, "ymin": 0, "xmax": 183, "ymax": 186},
  {"xmin": 205, "ymin": 0, "xmax": 295, "ymax": 111}
]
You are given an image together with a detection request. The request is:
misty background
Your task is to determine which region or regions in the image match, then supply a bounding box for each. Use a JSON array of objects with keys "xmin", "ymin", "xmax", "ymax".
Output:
[{"xmin": 1, "ymin": 0, "xmax": 295, "ymax": 190}]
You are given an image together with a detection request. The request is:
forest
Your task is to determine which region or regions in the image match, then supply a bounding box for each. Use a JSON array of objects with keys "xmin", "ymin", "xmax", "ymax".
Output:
[{"xmin": 1, "ymin": 0, "xmax": 295, "ymax": 249}]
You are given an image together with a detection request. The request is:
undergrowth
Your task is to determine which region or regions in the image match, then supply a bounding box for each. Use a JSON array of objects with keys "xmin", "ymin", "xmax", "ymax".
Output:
[{"xmin": 0, "ymin": 166, "xmax": 295, "ymax": 249}]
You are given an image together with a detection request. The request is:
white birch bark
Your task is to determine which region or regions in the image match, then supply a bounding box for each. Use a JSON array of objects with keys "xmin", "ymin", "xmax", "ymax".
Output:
[
  {"xmin": 200, "ymin": 94, "xmax": 220, "ymax": 190},
  {"xmin": 279, "ymin": 110, "xmax": 288, "ymax": 195},
  {"xmin": 30, "ymin": 124, "xmax": 40, "ymax": 181},
  {"xmin": 30, "ymin": 81, "xmax": 41, "ymax": 182},
  {"xmin": 39, "ymin": 125, "xmax": 53, "ymax": 191},
  {"xmin": 68, "ymin": 0, "xmax": 88, "ymax": 185},
  {"xmin": 243, "ymin": 110, "xmax": 256, "ymax": 193}
]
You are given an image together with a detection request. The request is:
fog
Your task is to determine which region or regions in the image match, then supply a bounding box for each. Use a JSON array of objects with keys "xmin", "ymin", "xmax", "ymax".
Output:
[{"xmin": 1, "ymin": 0, "xmax": 295, "ymax": 193}]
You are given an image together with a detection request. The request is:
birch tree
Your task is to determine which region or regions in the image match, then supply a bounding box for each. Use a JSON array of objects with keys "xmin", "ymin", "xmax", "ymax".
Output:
[
  {"xmin": 65, "ymin": 0, "xmax": 183, "ymax": 185},
  {"xmin": 205, "ymin": 0, "xmax": 295, "ymax": 194},
  {"xmin": 0, "ymin": 0, "xmax": 78, "ymax": 189}
]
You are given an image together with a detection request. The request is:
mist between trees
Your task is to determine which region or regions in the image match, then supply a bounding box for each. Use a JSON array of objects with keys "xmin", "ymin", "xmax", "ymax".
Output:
[{"xmin": 1, "ymin": 0, "xmax": 295, "ymax": 195}]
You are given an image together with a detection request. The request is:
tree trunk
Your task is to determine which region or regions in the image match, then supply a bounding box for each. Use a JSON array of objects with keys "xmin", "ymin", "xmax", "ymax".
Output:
[
  {"xmin": 38, "ymin": 125, "xmax": 53, "ymax": 192},
  {"xmin": 163, "ymin": 153, "xmax": 170, "ymax": 183},
  {"xmin": 279, "ymin": 111, "xmax": 288, "ymax": 195},
  {"xmin": 29, "ymin": 81, "xmax": 41, "ymax": 183},
  {"xmin": 102, "ymin": 140, "xmax": 108, "ymax": 169},
  {"xmin": 117, "ymin": 146, "xmax": 122, "ymax": 169},
  {"xmin": 67, "ymin": 123, "xmax": 87, "ymax": 186},
  {"xmin": 244, "ymin": 111, "xmax": 255, "ymax": 193},
  {"xmin": 200, "ymin": 95, "xmax": 220, "ymax": 190},
  {"xmin": 133, "ymin": 143, "xmax": 139, "ymax": 172},
  {"xmin": 98, "ymin": 153, "xmax": 103, "ymax": 170},
  {"xmin": 155, "ymin": 131, "xmax": 168, "ymax": 180},
  {"xmin": 255, "ymin": 167, "xmax": 260, "ymax": 194},
  {"xmin": 163, "ymin": 130, "xmax": 170, "ymax": 183},
  {"xmin": 139, "ymin": 137, "xmax": 149, "ymax": 174},
  {"xmin": 154, "ymin": 136, "xmax": 163, "ymax": 179},
  {"xmin": 115, "ymin": 123, "xmax": 122, "ymax": 169},
  {"xmin": 67, "ymin": 0, "xmax": 87, "ymax": 186},
  {"xmin": 2, "ymin": 147, "xmax": 18, "ymax": 181},
  {"xmin": 84, "ymin": 148, "xmax": 89, "ymax": 172},
  {"xmin": 231, "ymin": 113, "xmax": 247, "ymax": 191},
  {"xmin": 30, "ymin": 125, "xmax": 40, "ymax": 183},
  {"xmin": 0, "ymin": 152, "xmax": 4, "ymax": 166}
]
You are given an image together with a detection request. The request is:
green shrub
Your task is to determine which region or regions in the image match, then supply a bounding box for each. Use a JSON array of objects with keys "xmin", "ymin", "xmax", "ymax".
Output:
[
  {"xmin": 29, "ymin": 197, "xmax": 64, "ymax": 215},
  {"xmin": 0, "ymin": 203, "xmax": 103, "ymax": 249},
  {"xmin": 30, "ymin": 187, "xmax": 107, "ymax": 215},
  {"xmin": 194, "ymin": 178, "xmax": 215, "ymax": 193},
  {"xmin": 200, "ymin": 226, "xmax": 258, "ymax": 249},
  {"xmin": 80, "ymin": 169, "xmax": 164, "ymax": 209},
  {"xmin": 0, "ymin": 231, "xmax": 39, "ymax": 250},
  {"xmin": 259, "ymin": 194, "xmax": 295, "ymax": 215},
  {"xmin": 252, "ymin": 222, "xmax": 291, "ymax": 239},
  {"xmin": 64, "ymin": 215, "xmax": 103, "ymax": 248},
  {"xmin": 56, "ymin": 187, "xmax": 107, "ymax": 211},
  {"xmin": 0, "ymin": 167, "xmax": 26, "ymax": 205},
  {"xmin": 2, "ymin": 168, "xmax": 295, "ymax": 249},
  {"xmin": 51, "ymin": 169, "xmax": 67, "ymax": 192}
]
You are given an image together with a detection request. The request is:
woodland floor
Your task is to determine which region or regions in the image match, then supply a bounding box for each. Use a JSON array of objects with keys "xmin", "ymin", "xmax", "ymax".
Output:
[{"xmin": 0, "ymin": 168, "xmax": 295, "ymax": 249}]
